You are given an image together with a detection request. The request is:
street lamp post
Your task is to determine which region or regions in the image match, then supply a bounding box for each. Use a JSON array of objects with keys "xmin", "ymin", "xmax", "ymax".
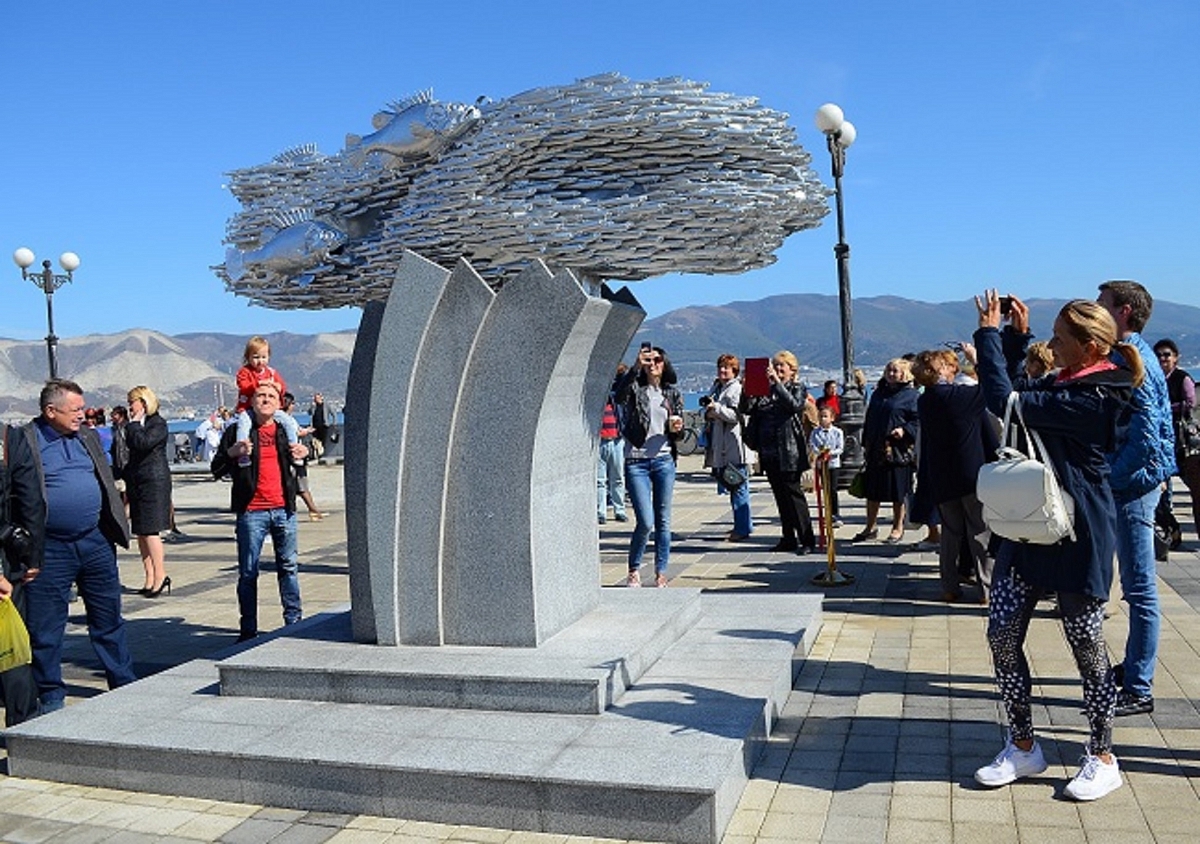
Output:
[
  {"xmin": 814, "ymin": 103, "xmax": 864, "ymax": 486},
  {"xmin": 13, "ymin": 247, "xmax": 80, "ymax": 379}
]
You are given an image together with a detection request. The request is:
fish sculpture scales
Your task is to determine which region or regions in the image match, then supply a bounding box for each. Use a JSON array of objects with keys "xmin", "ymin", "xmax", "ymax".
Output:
[{"xmin": 215, "ymin": 72, "xmax": 831, "ymax": 309}]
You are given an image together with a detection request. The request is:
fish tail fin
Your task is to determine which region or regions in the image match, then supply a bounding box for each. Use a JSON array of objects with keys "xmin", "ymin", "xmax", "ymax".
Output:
[{"xmin": 225, "ymin": 248, "xmax": 245, "ymax": 281}]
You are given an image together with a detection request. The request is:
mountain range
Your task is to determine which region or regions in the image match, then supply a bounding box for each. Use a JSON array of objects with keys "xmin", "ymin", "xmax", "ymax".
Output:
[{"xmin": 2, "ymin": 294, "xmax": 1195, "ymax": 419}]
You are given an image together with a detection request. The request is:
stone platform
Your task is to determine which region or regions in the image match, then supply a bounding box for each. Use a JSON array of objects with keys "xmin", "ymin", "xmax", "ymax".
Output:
[{"xmin": 4, "ymin": 590, "xmax": 822, "ymax": 844}]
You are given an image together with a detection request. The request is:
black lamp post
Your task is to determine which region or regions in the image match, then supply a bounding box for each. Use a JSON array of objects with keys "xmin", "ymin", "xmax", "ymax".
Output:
[
  {"xmin": 13, "ymin": 247, "xmax": 79, "ymax": 379},
  {"xmin": 814, "ymin": 104, "xmax": 864, "ymax": 486}
]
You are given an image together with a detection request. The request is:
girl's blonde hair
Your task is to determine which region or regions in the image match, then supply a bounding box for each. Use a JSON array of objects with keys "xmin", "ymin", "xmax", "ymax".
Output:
[{"xmin": 243, "ymin": 335, "xmax": 270, "ymax": 365}]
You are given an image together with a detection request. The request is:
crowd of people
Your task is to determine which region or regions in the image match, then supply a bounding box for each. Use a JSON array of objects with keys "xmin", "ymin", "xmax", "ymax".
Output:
[
  {"xmin": 600, "ymin": 279, "xmax": 1196, "ymax": 803},
  {"xmin": 0, "ymin": 335, "xmax": 333, "ymax": 724},
  {"xmin": 3, "ymin": 288, "xmax": 1196, "ymax": 805}
]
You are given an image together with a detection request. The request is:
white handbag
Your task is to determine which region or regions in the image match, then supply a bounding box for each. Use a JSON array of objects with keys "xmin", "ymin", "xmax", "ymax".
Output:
[{"xmin": 976, "ymin": 391, "xmax": 1076, "ymax": 545}]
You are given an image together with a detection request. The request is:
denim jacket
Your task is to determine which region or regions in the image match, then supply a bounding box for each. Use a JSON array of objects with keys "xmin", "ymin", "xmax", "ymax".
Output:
[{"xmin": 1107, "ymin": 332, "xmax": 1176, "ymax": 501}]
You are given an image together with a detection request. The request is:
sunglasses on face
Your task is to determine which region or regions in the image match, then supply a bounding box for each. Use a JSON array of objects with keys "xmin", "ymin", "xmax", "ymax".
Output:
[{"xmin": 650, "ymin": 356, "xmax": 664, "ymax": 364}]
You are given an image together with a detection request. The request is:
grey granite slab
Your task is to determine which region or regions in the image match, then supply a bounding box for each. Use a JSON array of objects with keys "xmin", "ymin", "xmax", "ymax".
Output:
[
  {"xmin": 4, "ymin": 592, "xmax": 821, "ymax": 844},
  {"xmin": 219, "ymin": 589, "xmax": 702, "ymax": 713}
]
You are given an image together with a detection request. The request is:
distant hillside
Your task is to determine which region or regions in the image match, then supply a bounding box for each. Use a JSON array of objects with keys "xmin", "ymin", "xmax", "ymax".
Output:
[
  {"xmin": 631, "ymin": 295, "xmax": 1200, "ymax": 391},
  {"xmin": 0, "ymin": 330, "xmax": 355, "ymax": 421},
  {"xmin": 2, "ymin": 294, "xmax": 1196, "ymax": 418}
]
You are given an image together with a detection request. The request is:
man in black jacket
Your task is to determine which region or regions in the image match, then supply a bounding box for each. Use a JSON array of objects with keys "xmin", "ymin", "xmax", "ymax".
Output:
[
  {"xmin": 211, "ymin": 380, "xmax": 308, "ymax": 642},
  {"xmin": 6, "ymin": 379, "xmax": 137, "ymax": 714},
  {"xmin": 0, "ymin": 425, "xmax": 40, "ymax": 725}
]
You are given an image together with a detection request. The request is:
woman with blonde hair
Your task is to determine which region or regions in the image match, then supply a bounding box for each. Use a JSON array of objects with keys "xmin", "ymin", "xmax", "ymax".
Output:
[
  {"xmin": 125, "ymin": 386, "xmax": 173, "ymax": 596},
  {"xmin": 742, "ymin": 351, "xmax": 816, "ymax": 553},
  {"xmin": 854, "ymin": 358, "xmax": 920, "ymax": 543},
  {"xmin": 971, "ymin": 292, "xmax": 1139, "ymax": 801}
]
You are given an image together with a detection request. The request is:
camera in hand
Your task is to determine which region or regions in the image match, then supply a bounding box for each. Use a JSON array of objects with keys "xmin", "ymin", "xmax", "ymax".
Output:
[
  {"xmin": 0, "ymin": 523, "xmax": 34, "ymax": 574},
  {"xmin": 999, "ymin": 296, "xmax": 1013, "ymax": 316},
  {"xmin": 698, "ymin": 395, "xmax": 713, "ymax": 407}
]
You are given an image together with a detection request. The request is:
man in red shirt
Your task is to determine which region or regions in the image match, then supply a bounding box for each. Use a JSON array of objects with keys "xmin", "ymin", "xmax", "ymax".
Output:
[{"xmin": 211, "ymin": 381, "xmax": 308, "ymax": 642}]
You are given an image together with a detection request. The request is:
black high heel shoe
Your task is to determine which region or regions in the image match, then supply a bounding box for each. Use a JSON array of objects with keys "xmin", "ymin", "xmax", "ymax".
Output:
[{"xmin": 147, "ymin": 576, "xmax": 172, "ymax": 598}]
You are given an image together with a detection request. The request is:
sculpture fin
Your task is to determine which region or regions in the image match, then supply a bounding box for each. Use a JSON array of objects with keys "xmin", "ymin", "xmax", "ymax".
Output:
[{"xmin": 346, "ymin": 133, "xmax": 362, "ymax": 149}]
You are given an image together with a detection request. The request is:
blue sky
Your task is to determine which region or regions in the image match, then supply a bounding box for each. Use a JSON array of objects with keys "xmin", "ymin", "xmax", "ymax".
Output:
[{"xmin": 3, "ymin": 1, "xmax": 1196, "ymax": 342}]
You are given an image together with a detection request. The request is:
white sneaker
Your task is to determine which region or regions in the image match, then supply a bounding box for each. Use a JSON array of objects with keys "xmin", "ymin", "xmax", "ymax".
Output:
[
  {"xmin": 1064, "ymin": 753, "xmax": 1122, "ymax": 801},
  {"xmin": 625, "ymin": 570, "xmax": 642, "ymax": 588},
  {"xmin": 974, "ymin": 737, "xmax": 1048, "ymax": 787}
]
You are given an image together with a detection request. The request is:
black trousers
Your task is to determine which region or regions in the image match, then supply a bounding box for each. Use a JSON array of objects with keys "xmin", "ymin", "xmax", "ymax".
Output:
[
  {"xmin": 0, "ymin": 580, "xmax": 40, "ymax": 726},
  {"xmin": 763, "ymin": 461, "xmax": 815, "ymax": 547}
]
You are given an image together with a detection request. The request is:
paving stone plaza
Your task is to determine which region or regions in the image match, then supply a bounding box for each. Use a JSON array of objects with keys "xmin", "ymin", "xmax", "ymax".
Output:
[{"xmin": 2, "ymin": 456, "xmax": 1199, "ymax": 843}]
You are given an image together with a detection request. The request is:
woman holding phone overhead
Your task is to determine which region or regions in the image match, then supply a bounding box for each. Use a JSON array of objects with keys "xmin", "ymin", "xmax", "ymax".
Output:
[
  {"xmin": 615, "ymin": 343, "xmax": 684, "ymax": 587},
  {"xmin": 741, "ymin": 351, "xmax": 816, "ymax": 554},
  {"xmin": 971, "ymin": 290, "xmax": 1138, "ymax": 801}
]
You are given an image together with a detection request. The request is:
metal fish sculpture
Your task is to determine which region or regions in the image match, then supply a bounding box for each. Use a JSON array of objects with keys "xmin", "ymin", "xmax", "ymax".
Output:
[
  {"xmin": 344, "ymin": 89, "xmax": 483, "ymax": 165},
  {"xmin": 223, "ymin": 209, "xmax": 349, "ymax": 289},
  {"xmin": 215, "ymin": 72, "xmax": 831, "ymax": 309}
]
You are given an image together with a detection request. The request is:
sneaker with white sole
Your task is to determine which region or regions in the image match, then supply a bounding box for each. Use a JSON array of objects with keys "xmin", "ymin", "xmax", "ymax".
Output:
[
  {"xmin": 974, "ymin": 737, "xmax": 1048, "ymax": 787},
  {"xmin": 1064, "ymin": 753, "xmax": 1122, "ymax": 801},
  {"xmin": 625, "ymin": 570, "xmax": 642, "ymax": 588}
]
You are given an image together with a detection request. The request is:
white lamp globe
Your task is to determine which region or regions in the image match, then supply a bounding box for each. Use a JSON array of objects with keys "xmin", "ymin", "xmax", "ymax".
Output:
[
  {"xmin": 13, "ymin": 247, "xmax": 35, "ymax": 269},
  {"xmin": 837, "ymin": 121, "xmax": 857, "ymax": 148},
  {"xmin": 59, "ymin": 252, "xmax": 81, "ymax": 272},
  {"xmin": 814, "ymin": 103, "xmax": 845, "ymax": 134}
]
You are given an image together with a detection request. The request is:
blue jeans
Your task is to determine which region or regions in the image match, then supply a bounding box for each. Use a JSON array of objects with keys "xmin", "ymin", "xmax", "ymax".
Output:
[
  {"xmin": 597, "ymin": 438, "xmax": 627, "ymax": 519},
  {"xmin": 235, "ymin": 508, "xmax": 302, "ymax": 638},
  {"xmin": 715, "ymin": 465, "xmax": 753, "ymax": 536},
  {"xmin": 1115, "ymin": 488, "xmax": 1160, "ymax": 697},
  {"xmin": 625, "ymin": 454, "xmax": 676, "ymax": 575},
  {"xmin": 23, "ymin": 526, "xmax": 137, "ymax": 710}
]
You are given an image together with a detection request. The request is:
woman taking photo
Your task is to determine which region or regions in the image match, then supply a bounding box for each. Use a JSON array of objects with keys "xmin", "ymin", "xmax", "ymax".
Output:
[
  {"xmin": 616, "ymin": 344, "xmax": 684, "ymax": 587},
  {"xmin": 854, "ymin": 358, "xmax": 920, "ymax": 544},
  {"xmin": 125, "ymin": 386, "xmax": 173, "ymax": 597},
  {"xmin": 703, "ymin": 354, "xmax": 752, "ymax": 542},
  {"xmin": 971, "ymin": 291, "xmax": 1137, "ymax": 801},
  {"xmin": 742, "ymin": 351, "xmax": 815, "ymax": 554}
]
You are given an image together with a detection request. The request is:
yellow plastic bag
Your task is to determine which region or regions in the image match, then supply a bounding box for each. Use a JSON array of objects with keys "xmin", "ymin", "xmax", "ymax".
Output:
[{"xmin": 0, "ymin": 597, "xmax": 32, "ymax": 674}]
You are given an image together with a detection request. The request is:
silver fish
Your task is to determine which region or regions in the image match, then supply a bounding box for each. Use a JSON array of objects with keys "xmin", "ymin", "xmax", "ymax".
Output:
[
  {"xmin": 224, "ymin": 217, "xmax": 348, "ymax": 282},
  {"xmin": 345, "ymin": 90, "xmax": 481, "ymax": 164}
]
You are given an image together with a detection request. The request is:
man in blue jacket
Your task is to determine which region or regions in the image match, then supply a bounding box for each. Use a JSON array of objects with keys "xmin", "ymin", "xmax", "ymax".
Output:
[
  {"xmin": 6, "ymin": 379, "xmax": 137, "ymax": 714},
  {"xmin": 1098, "ymin": 280, "xmax": 1176, "ymax": 716}
]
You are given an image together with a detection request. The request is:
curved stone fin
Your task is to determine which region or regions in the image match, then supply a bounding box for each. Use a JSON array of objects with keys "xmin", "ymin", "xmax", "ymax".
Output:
[
  {"xmin": 442, "ymin": 261, "xmax": 590, "ymax": 645},
  {"xmin": 602, "ymin": 284, "xmax": 642, "ymax": 309},
  {"xmin": 396, "ymin": 257, "xmax": 494, "ymax": 644},
  {"xmin": 359, "ymin": 250, "xmax": 452, "ymax": 645},
  {"xmin": 345, "ymin": 300, "xmax": 386, "ymax": 643}
]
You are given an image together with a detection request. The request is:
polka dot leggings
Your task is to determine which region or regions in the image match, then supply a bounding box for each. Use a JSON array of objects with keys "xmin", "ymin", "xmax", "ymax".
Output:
[{"xmin": 986, "ymin": 555, "xmax": 1116, "ymax": 755}]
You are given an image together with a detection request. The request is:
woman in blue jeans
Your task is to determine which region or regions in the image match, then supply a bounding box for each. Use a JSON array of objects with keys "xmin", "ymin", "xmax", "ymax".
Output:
[
  {"xmin": 703, "ymin": 353, "xmax": 753, "ymax": 541},
  {"xmin": 615, "ymin": 344, "xmax": 684, "ymax": 587}
]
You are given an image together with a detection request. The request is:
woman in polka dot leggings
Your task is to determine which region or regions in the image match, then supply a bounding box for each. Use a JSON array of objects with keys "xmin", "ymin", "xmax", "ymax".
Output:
[{"xmin": 970, "ymin": 291, "xmax": 1142, "ymax": 802}]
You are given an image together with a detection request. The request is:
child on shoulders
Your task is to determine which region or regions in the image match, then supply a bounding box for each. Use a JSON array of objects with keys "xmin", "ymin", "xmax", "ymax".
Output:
[{"xmin": 234, "ymin": 335, "xmax": 300, "ymax": 465}]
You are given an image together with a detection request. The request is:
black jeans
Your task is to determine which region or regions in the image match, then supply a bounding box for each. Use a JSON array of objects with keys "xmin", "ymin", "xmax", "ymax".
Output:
[{"xmin": 763, "ymin": 461, "xmax": 815, "ymax": 547}]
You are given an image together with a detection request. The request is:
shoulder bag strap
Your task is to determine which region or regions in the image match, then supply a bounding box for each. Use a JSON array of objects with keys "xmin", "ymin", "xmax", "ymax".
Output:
[{"xmin": 1009, "ymin": 394, "xmax": 1077, "ymax": 541}]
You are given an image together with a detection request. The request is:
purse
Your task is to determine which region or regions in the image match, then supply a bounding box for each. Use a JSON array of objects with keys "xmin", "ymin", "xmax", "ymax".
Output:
[
  {"xmin": 1177, "ymin": 417, "xmax": 1200, "ymax": 459},
  {"xmin": 976, "ymin": 391, "xmax": 1076, "ymax": 545},
  {"xmin": 0, "ymin": 597, "xmax": 32, "ymax": 674},
  {"xmin": 719, "ymin": 463, "xmax": 747, "ymax": 488},
  {"xmin": 847, "ymin": 469, "xmax": 866, "ymax": 499}
]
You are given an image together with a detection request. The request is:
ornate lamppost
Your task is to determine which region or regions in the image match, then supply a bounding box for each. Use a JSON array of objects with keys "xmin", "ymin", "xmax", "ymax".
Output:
[
  {"xmin": 13, "ymin": 247, "xmax": 80, "ymax": 379},
  {"xmin": 814, "ymin": 103, "xmax": 863, "ymax": 486}
]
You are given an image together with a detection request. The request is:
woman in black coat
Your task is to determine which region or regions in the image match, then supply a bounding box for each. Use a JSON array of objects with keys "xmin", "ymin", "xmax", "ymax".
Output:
[
  {"xmin": 854, "ymin": 358, "xmax": 920, "ymax": 544},
  {"xmin": 913, "ymin": 348, "xmax": 997, "ymax": 603},
  {"xmin": 971, "ymin": 292, "xmax": 1138, "ymax": 802},
  {"xmin": 742, "ymin": 351, "xmax": 815, "ymax": 553},
  {"xmin": 125, "ymin": 385, "xmax": 173, "ymax": 597}
]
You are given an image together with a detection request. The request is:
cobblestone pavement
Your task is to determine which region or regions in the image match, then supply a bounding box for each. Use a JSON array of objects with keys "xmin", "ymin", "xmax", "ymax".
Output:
[{"xmin": 2, "ymin": 457, "xmax": 1198, "ymax": 842}]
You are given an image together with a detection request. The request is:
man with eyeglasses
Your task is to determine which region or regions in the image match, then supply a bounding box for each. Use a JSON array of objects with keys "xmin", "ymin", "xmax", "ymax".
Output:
[
  {"xmin": 5, "ymin": 379, "xmax": 137, "ymax": 715},
  {"xmin": 1097, "ymin": 281, "xmax": 1176, "ymax": 718}
]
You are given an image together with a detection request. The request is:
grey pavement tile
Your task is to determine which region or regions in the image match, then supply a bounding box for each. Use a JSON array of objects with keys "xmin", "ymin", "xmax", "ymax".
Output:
[{"xmin": 219, "ymin": 817, "xmax": 295, "ymax": 843}]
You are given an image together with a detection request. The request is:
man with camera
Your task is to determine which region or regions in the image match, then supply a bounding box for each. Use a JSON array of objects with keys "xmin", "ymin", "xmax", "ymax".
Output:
[{"xmin": 5, "ymin": 379, "xmax": 137, "ymax": 716}]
